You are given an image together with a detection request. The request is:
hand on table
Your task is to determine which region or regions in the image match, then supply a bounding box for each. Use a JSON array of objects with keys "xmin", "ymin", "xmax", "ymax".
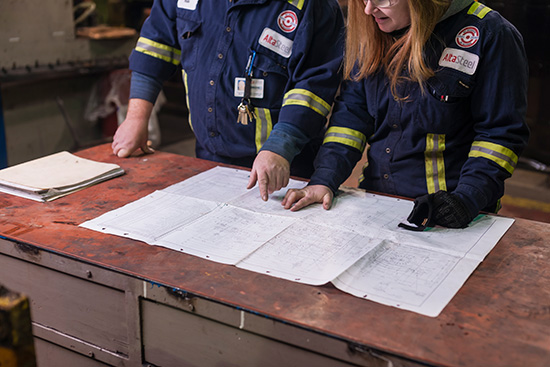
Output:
[
  {"xmin": 111, "ymin": 99, "xmax": 155, "ymax": 158},
  {"xmin": 281, "ymin": 184, "xmax": 333, "ymax": 211}
]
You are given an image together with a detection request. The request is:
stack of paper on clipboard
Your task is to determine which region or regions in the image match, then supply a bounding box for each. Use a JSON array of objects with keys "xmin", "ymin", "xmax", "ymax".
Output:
[{"xmin": 0, "ymin": 151, "xmax": 124, "ymax": 202}]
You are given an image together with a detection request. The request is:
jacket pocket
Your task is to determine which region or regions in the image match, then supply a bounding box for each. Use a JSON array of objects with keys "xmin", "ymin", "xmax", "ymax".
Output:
[
  {"xmin": 176, "ymin": 18, "xmax": 201, "ymax": 71},
  {"xmin": 249, "ymin": 52, "xmax": 289, "ymax": 108},
  {"xmin": 415, "ymin": 69, "xmax": 476, "ymax": 134},
  {"xmin": 426, "ymin": 69, "xmax": 475, "ymax": 103}
]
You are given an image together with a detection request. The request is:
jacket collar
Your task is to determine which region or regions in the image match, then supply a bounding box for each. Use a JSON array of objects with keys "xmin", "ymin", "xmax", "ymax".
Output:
[{"xmin": 439, "ymin": 0, "xmax": 475, "ymax": 22}]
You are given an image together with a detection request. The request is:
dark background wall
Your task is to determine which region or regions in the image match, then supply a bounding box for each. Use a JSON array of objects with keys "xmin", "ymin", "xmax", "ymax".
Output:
[{"xmin": 482, "ymin": 0, "xmax": 550, "ymax": 166}]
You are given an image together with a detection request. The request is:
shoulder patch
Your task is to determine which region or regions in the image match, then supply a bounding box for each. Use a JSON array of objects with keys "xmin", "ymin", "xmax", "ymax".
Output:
[
  {"xmin": 467, "ymin": 2, "xmax": 492, "ymax": 19},
  {"xmin": 456, "ymin": 26, "xmax": 479, "ymax": 48},
  {"xmin": 278, "ymin": 10, "xmax": 298, "ymax": 33}
]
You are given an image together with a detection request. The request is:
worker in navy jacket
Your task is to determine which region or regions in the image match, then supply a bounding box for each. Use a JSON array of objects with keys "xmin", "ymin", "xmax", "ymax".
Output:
[
  {"xmin": 283, "ymin": 0, "xmax": 529, "ymax": 229},
  {"xmin": 112, "ymin": 0, "xmax": 345, "ymax": 201}
]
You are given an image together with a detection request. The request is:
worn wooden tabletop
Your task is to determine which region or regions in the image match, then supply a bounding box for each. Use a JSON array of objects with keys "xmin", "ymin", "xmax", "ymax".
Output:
[{"xmin": 0, "ymin": 143, "xmax": 548, "ymax": 367}]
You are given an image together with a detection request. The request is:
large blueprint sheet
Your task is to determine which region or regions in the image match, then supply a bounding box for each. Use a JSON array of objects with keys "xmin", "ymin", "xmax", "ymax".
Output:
[{"xmin": 81, "ymin": 166, "xmax": 514, "ymax": 317}]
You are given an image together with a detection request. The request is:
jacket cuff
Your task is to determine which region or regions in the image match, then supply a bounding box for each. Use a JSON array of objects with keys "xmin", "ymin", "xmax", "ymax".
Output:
[
  {"xmin": 308, "ymin": 167, "xmax": 340, "ymax": 195},
  {"xmin": 129, "ymin": 71, "xmax": 164, "ymax": 104},
  {"xmin": 452, "ymin": 183, "xmax": 489, "ymax": 218},
  {"xmin": 259, "ymin": 122, "xmax": 310, "ymax": 163}
]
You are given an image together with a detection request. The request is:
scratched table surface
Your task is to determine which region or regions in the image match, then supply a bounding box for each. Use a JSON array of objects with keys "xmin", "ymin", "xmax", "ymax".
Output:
[{"xmin": 0, "ymin": 143, "xmax": 548, "ymax": 367}]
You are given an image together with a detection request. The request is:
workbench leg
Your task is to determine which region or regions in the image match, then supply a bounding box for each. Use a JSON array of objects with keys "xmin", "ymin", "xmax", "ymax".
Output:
[{"xmin": 0, "ymin": 285, "xmax": 37, "ymax": 367}]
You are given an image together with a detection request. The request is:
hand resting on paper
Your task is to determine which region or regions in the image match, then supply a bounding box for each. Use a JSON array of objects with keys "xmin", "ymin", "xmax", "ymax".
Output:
[
  {"xmin": 400, "ymin": 190, "xmax": 475, "ymax": 231},
  {"xmin": 247, "ymin": 150, "xmax": 290, "ymax": 201},
  {"xmin": 282, "ymin": 184, "xmax": 333, "ymax": 211}
]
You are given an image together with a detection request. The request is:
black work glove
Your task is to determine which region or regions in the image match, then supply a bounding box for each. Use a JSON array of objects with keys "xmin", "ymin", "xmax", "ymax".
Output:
[
  {"xmin": 399, "ymin": 190, "xmax": 473, "ymax": 231},
  {"xmin": 432, "ymin": 191, "xmax": 473, "ymax": 228}
]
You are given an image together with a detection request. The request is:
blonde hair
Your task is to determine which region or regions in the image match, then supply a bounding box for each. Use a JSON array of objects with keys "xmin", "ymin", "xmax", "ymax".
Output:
[{"xmin": 345, "ymin": 0, "xmax": 450, "ymax": 100}]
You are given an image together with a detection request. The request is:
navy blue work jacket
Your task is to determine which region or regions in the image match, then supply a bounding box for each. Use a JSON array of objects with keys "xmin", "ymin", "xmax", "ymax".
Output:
[
  {"xmin": 310, "ymin": 2, "xmax": 529, "ymax": 216},
  {"xmin": 129, "ymin": 0, "xmax": 345, "ymax": 170}
]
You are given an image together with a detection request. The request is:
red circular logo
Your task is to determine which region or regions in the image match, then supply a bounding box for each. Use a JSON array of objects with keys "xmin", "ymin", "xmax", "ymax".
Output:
[
  {"xmin": 455, "ymin": 26, "xmax": 479, "ymax": 48},
  {"xmin": 278, "ymin": 10, "xmax": 298, "ymax": 33}
]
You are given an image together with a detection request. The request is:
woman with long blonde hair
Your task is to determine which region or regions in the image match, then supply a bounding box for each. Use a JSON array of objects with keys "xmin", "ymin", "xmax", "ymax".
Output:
[{"xmin": 283, "ymin": 0, "xmax": 529, "ymax": 230}]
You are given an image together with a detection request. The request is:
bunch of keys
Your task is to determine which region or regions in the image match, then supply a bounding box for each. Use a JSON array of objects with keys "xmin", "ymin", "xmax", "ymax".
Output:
[
  {"xmin": 237, "ymin": 52, "xmax": 256, "ymax": 125},
  {"xmin": 237, "ymin": 100, "xmax": 254, "ymax": 125}
]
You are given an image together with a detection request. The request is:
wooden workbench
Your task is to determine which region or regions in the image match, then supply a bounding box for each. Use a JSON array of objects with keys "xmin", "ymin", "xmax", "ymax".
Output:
[{"xmin": 0, "ymin": 143, "xmax": 548, "ymax": 367}]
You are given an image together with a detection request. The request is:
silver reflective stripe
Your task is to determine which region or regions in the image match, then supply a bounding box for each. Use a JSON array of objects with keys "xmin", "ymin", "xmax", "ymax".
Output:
[
  {"xmin": 283, "ymin": 92, "xmax": 330, "ymax": 116},
  {"xmin": 257, "ymin": 109, "xmax": 269, "ymax": 145},
  {"xmin": 470, "ymin": 145, "xmax": 515, "ymax": 167},
  {"xmin": 471, "ymin": 3, "xmax": 487, "ymax": 17},
  {"xmin": 136, "ymin": 39, "xmax": 176, "ymax": 61},
  {"xmin": 425, "ymin": 133, "xmax": 447, "ymax": 194},
  {"xmin": 323, "ymin": 126, "xmax": 367, "ymax": 151},
  {"xmin": 324, "ymin": 132, "xmax": 364, "ymax": 149},
  {"xmin": 287, "ymin": 0, "xmax": 304, "ymax": 10},
  {"xmin": 254, "ymin": 108, "xmax": 273, "ymax": 152}
]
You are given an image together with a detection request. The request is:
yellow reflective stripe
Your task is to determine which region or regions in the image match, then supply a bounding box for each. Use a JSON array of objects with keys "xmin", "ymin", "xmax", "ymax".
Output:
[
  {"xmin": 323, "ymin": 126, "xmax": 367, "ymax": 152},
  {"xmin": 287, "ymin": 0, "xmax": 305, "ymax": 10},
  {"xmin": 135, "ymin": 37, "xmax": 181, "ymax": 65},
  {"xmin": 468, "ymin": 141, "xmax": 518, "ymax": 174},
  {"xmin": 282, "ymin": 88, "xmax": 331, "ymax": 117},
  {"xmin": 468, "ymin": 2, "xmax": 492, "ymax": 19},
  {"xmin": 182, "ymin": 69, "xmax": 193, "ymax": 132},
  {"xmin": 357, "ymin": 158, "xmax": 369, "ymax": 186},
  {"xmin": 254, "ymin": 108, "xmax": 273, "ymax": 152},
  {"xmin": 424, "ymin": 133, "xmax": 447, "ymax": 194}
]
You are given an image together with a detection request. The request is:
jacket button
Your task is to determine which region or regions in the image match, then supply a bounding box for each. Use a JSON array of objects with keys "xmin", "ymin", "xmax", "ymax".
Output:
[
  {"xmin": 383, "ymin": 174, "xmax": 389, "ymax": 179},
  {"xmin": 209, "ymin": 131, "xmax": 217, "ymax": 137},
  {"xmin": 209, "ymin": 80, "xmax": 214, "ymax": 86},
  {"xmin": 208, "ymin": 107, "xmax": 213, "ymax": 113},
  {"xmin": 385, "ymin": 148, "xmax": 391, "ymax": 154}
]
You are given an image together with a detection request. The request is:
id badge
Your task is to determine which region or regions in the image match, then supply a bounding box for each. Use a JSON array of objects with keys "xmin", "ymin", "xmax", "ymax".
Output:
[{"xmin": 234, "ymin": 78, "xmax": 264, "ymax": 99}]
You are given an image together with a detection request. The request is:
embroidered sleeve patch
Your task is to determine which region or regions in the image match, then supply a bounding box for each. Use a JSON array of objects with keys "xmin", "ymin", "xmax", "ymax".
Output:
[
  {"xmin": 438, "ymin": 47, "xmax": 479, "ymax": 75},
  {"xmin": 456, "ymin": 26, "xmax": 480, "ymax": 48},
  {"xmin": 278, "ymin": 10, "xmax": 298, "ymax": 33}
]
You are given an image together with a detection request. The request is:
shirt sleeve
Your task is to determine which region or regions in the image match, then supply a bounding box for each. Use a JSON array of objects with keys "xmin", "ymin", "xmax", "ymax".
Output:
[
  {"xmin": 308, "ymin": 77, "xmax": 373, "ymax": 193},
  {"xmin": 453, "ymin": 16, "xmax": 530, "ymax": 216},
  {"xmin": 269, "ymin": 0, "xmax": 345, "ymax": 162},
  {"xmin": 128, "ymin": 0, "xmax": 181, "ymax": 81}
]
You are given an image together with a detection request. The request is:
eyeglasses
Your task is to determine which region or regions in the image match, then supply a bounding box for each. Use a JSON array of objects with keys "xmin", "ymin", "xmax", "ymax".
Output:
[{"xmin": 362, "ymin": 0, "xmax": 395, "ymax": 8}]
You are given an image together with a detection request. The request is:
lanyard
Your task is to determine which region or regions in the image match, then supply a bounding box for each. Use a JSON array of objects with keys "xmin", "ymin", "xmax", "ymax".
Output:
[
  {"xmin": 237, "ymin": 51, "xmax": 256, "ymax": 125},
  {"xmin": 244, "ymin": 51, "xmax": 256, "ymax": 102}
]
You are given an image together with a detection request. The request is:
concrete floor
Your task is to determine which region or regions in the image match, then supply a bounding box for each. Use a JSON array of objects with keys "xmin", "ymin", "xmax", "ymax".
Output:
[{"xmin": 160, "ymin": 136, "xmax": 550, "ymax": 224}]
